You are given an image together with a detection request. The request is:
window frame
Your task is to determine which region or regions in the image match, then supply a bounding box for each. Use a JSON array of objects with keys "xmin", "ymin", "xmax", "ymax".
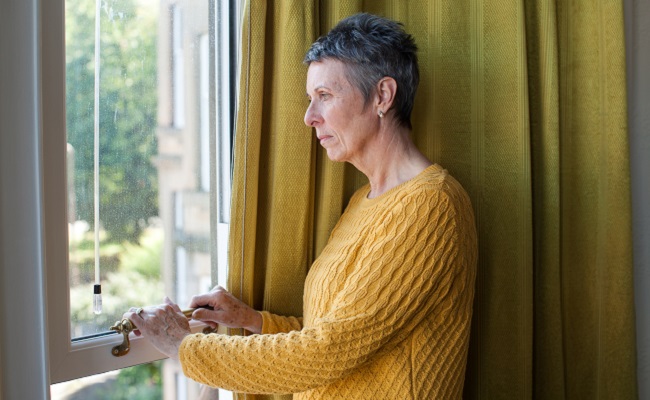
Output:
[{"xmin": 43, "ymin": 0, "xmax": 237, "ymax": 384}]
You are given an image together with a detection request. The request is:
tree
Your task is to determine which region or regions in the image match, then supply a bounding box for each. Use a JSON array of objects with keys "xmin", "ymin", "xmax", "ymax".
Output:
[
  {"xmin": 66, "ymin": 0, "xmax": 158, "ymax": 243},
  {"xmin": 63, "ymin": 3, "xmax": 164, "ymax": 397}
]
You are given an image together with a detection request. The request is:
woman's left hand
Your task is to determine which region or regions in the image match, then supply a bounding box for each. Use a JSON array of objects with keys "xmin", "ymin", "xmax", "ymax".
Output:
[{"xmin": 123, "ymin": 297, "xmax": 191, "ymax": 360}]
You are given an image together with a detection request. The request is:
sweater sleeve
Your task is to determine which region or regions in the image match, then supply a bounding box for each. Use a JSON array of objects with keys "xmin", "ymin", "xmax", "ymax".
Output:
[
  {"xmin": 260, "ymin": 311, "xmax": 303, "ymax": 334},
  {"xmin": 179, "ymin": 184, "xmax": 476, "ymax": 394}
]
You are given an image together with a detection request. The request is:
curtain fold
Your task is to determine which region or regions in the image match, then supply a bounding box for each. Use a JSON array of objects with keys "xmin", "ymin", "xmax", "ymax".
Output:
[
  {"xmin": 228, "ymin": 0, "xmax": 317, "ymax": 319},
  {"xmin": 227, "ymin": 0, "xmax": 637, "ymax": 398},
  {"xmin": 227, "ymin": 1, "xmax": 317, "ymax": 399}
]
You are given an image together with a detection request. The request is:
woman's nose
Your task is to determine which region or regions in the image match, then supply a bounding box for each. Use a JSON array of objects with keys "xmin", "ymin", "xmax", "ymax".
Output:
[{"xmin": 304, "ymin": 102, "xmax": 320, "ymax": 127}]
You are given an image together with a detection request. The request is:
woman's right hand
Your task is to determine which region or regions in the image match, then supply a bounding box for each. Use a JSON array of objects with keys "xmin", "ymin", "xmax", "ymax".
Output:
[{"xmin": 189, "ymin": 286, "xmax": 263, "ymax": 334}]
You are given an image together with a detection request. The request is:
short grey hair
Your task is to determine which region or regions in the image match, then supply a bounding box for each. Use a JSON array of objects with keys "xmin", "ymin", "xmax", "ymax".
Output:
[{"xmin": 304, "ymin": 13, "xmax": 419, "ymax": 129}]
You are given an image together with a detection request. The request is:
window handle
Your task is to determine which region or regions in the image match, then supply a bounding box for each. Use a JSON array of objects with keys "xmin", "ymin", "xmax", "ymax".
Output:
[
  {"xmin": 109, "ymin": 318, "xmax": 136, "ymax": 357},
  {"xmin": 109, "ymin": 307, "xmax": 214, "ymax": 357}
]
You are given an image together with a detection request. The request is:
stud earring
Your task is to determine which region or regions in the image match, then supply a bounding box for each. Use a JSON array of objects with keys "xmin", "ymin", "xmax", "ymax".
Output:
[{"xmin": 378, "ymin": 110, "xmax": 384, "ymax": 118}]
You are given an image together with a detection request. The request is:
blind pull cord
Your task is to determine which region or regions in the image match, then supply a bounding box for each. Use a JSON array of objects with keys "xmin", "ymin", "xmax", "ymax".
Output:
[{"xmin": 93, "ymin": 0, "xmax": 102, "ymax": 315}]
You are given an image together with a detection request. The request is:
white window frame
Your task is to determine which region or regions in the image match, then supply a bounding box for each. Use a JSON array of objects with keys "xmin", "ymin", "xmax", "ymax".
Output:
[
  {"xmin": 42, "ymin": 0, "xmax": 236, "ymax": 384},
  {"xmin": 0, "ymin": 0, "xmax": 50, "ymax": 398},
  {"xmin": 200, "ymin": 32, "xmax": 211, "ymax": 192},
  {"xmin": 172, "ymin": 4, "xmax": 186, "ymax": 129}
]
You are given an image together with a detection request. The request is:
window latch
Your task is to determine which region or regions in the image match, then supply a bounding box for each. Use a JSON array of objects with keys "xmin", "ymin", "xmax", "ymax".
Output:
[{"xmin": 109, "ymin": 308, "xmax": 215, "ymax": 357}]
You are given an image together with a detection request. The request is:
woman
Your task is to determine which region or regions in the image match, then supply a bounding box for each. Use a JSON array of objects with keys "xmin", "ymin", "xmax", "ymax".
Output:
[{"xmin": 126, "ymin": 13, "xmax": 477, "ymax": 399}]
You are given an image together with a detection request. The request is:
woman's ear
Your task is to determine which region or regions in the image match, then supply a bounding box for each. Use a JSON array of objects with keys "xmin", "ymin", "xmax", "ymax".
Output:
[{"xmin": 375, "ymin": 77, "xmax": 398, "ymax": 114}]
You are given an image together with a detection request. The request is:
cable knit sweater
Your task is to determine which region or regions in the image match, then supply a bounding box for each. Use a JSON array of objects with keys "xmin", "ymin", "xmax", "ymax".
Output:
[{"xmin": 179, "ymin": 164, "xmax": 477, "ymax": 399}]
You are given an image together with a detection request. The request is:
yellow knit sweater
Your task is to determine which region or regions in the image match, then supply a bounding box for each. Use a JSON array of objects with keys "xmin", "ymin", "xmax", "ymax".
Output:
[{"xmin": 180, "ymin": 164, "xmax": 477, "ymax": 399}]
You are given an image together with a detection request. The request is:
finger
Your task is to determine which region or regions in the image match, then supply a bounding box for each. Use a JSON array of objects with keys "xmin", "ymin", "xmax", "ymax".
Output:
[
  {"xmin": 191, "ymin": 308, "xmax": 217, "ymax": 322},
  {"xmin": 124, "ymin": 305, "xmax": 148, "ymax": 320},
  {"xmin": 123, "ymin": 311, "xmax": 144, "ymax": 326},
  {"xmin": 191, "ymin": 286, "xmax": 230, "ymax": 308},
  {"xmin": 154, "ymin": 304, "xmax": 176, "ymax": 318},
  {"xmin": 164, "ymin": 296, "xmax": 182, "ymax": 313},
  {"xmin": 189, "ymin": 293, "xmax": 216, "ymax": 309},
  {"xmin": 124, "ymin": 307, "xmax": 138, "ymax": 319}
]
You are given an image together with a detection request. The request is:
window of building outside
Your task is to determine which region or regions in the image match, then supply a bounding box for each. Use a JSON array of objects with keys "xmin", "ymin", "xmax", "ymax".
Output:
[{"xmin": 49, "ymin": 0, "xmax": 236, "ymax": 399}]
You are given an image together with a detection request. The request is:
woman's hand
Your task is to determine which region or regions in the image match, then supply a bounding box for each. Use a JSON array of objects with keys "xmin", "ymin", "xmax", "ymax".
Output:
[
  {"xmin": 123, "ymin": 297, "xmax": 191, "ymax": 360},
  {"xmin": 189, "ymin": 286, "xmax": 263, "ymax": 334}
]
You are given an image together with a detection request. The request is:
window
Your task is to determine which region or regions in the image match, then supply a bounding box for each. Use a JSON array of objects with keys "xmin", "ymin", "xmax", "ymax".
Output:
[
  {"xmin": 45, "ymin": 0, "xmax": 238, "ymax": 396},
  {"xmin": 172, "ymin": 3, "xmax": 186, "ymax": 129},
  {"xmin": 200, "ymin": 33, "xmax": 211, "ymax": 193}
]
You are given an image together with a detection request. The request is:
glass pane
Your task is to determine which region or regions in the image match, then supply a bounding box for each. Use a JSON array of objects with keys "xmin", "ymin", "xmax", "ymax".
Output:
[
  {"xmin": 66, "ymin": 0, "xmax": 216, "ymax": 340},
  {"xmin": 51, "ymin": 361, "xmax": 163, "ymax": 399},
  {"xmin": 64, "ymin": 0, "xmax": 233, "ymax": 396}
]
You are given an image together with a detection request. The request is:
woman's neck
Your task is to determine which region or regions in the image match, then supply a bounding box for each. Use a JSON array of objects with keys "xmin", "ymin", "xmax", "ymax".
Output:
[{"xmin": 352, "ymin": 125, "xmax": 432, "ymax": 199}]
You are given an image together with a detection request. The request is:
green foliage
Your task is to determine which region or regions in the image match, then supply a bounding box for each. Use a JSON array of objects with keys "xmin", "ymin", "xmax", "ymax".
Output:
[
  {"xmin": 68, "ymin": 225, "xmax": 164, "ymax": 398},
  {"xmin": 70, "ymin": 227, "xmax": 164, "ymax": 336},
  {"xmin": 111, "ymin": 361, "xmax": 163, "ymax": 399},
  {"xmin": 64, "ymin": 362, "xmax": 163, "ymax": 400},
  {"xmin": 66, "ymin": 0, "xmax": 159, "ymax": 243},
  {"xmin": 64, "ymin": 2, "xmax": 164, "ymax": 398},
  {"xmin": 118, "ymin": 226, "xmax": 163, "ymax": 278}
]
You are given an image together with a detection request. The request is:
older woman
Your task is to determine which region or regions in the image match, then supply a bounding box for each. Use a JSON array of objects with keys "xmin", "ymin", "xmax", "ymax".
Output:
[{"xmin": 126, "ymin": 13, "xmax": 477, "ymax": 399}]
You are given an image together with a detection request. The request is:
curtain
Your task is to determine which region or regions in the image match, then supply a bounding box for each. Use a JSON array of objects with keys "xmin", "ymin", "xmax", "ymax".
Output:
[{"xmin": 227, "ymin": 0, "xmax": 637, "ymax": 399}]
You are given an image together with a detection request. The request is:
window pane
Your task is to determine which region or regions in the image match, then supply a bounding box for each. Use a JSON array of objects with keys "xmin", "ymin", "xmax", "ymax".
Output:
[
  {"xmin": 66, "ymin": 0, "xmax": 215, "ymax": 341},
  {"xmin": 64, "ymin": 0, "xmax": 233, "ymax": 394},
  {"xmin": 51, "ymin": 361, "xmax": 163, "ymax": 399},
  {"xmin": 66, "ymin": 0, "xmax": 163, "ymax": 340}
]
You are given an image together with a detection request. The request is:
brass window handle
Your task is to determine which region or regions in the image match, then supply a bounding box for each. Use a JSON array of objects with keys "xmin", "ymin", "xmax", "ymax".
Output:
[{"xmin": 109, "ymin": 308, "xmax": 214, "ymax": 357}]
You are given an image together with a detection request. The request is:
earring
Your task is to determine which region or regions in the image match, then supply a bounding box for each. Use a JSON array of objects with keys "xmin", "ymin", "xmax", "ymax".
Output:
[{"xmin": 378, "ymin": 110, "xmax": 384, "ymax": 118}]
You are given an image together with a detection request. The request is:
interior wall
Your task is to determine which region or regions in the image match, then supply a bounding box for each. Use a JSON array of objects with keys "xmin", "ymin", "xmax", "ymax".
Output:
[
  {"xmin": 624, "ymin": 0, "xmax": 650, "ymax": 399},
  {"xmin": 0, "ymin": 0, "xmax": 50, "ymax": 398}
]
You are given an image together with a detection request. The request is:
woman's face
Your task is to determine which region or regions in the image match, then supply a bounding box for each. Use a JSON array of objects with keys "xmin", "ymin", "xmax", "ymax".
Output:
[{"xmin": 304, "ymin": 59, "xmax": 378, "ymax": 164}]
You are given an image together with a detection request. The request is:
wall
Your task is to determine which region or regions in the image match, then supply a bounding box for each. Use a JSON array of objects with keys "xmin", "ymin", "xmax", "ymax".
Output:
[{"xmin": 0, "ymin": 0, "xmax": 50, "ymax": 398}]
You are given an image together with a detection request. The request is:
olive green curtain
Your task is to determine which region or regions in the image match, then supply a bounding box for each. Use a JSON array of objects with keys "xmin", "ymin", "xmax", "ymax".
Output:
[{"xmin": 226, "ymin": 1, "xmax": 637, "ymax": 399}]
